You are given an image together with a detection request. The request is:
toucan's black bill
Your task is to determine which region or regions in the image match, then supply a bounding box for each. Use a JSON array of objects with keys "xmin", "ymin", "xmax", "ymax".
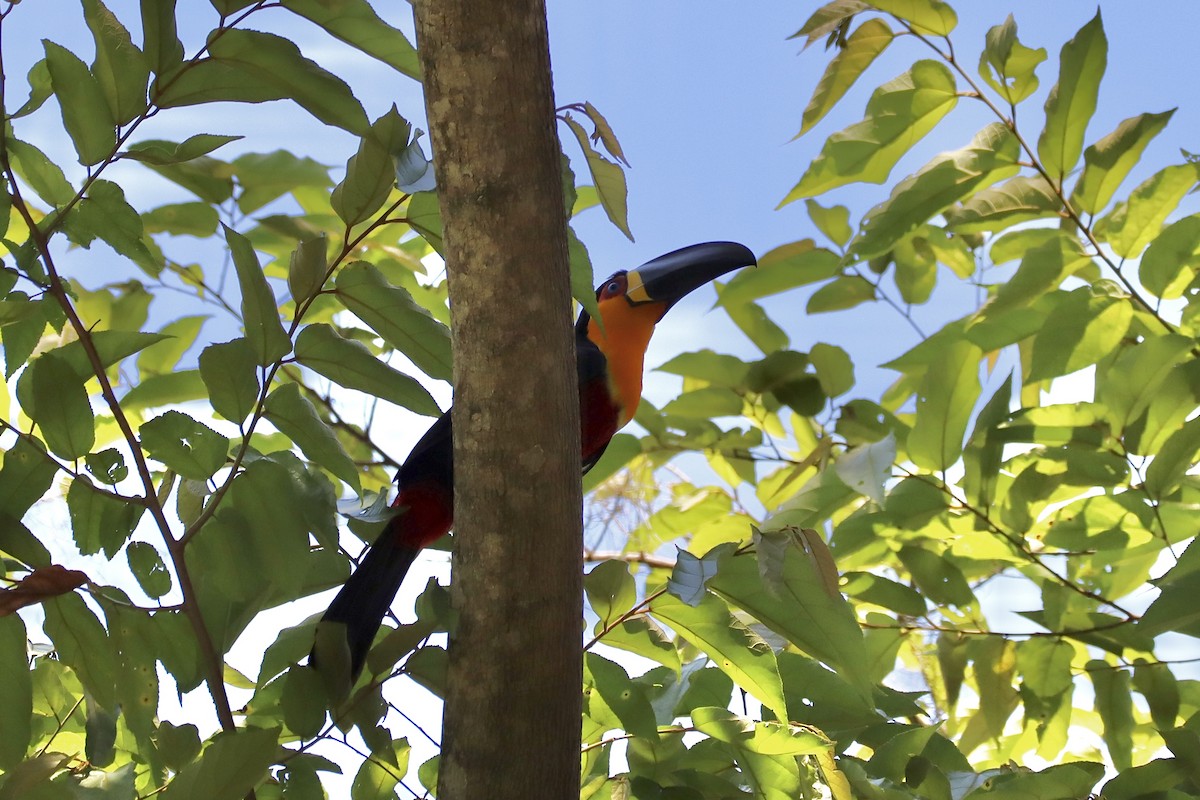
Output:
[{"xmin": 623, "ymin": 241, "xmax": 756, "ymax": 309}]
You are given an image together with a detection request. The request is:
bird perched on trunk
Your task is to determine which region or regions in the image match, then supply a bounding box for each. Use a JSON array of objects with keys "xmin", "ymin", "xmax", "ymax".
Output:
[{"xmin": 313, "ymin": 241, "xmax": 755, "ymax": 681}]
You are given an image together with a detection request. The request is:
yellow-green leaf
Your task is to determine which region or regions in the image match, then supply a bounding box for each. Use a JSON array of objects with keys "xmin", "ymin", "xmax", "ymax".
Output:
[
  {"xmin": 650, "ymin": 591, "xmax": 787, "ymax": 721},
  {"xmin": 1038, "ymin": 11, "xmax": 1107, "ymax": 182},
  {"xmin": 864, "ymin": 0, "xmax": 956, "ymax": 35},
  {"xmin": 782, "ymin": 60, "xmax": 957, "ymax": 203},
  {"xmin": 1072, "ymin": 110, "xmax": 1175, "ymax": 215},
  {"xmin": 799, "ymin": 18, "xmax": 893, "ymax": 136},
  {"xmin": 564, "ymin": 115, "xmax": 632, "ymax": 240},
  {"xmin": 1100, "ymin": 163, "xmax": 1200, "ymax": 258},
  {"xmin": 907, "ymin": 338, "xmax": 982, "ymax": 471}
]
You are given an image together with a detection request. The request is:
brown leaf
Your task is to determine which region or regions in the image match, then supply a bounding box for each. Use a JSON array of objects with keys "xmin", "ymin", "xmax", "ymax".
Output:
[
  {"xmin": 795, "ymin": 527, "xmax": 843, "ymax": 601},
  {"xmin": 0, "ymin": 565, "xmax": 88, "ymax": 616}
]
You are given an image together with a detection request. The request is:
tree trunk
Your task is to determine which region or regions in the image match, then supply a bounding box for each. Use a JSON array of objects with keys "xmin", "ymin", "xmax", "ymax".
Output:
[{"xmin": 412, "ymin": 2, "xmax": 583, "ymax": 798}]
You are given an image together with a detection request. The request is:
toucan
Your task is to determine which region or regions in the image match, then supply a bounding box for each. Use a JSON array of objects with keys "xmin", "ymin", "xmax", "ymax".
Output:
[{"xmin": 313, "ymin": 241, "xmax": 756, "ymax": 680}]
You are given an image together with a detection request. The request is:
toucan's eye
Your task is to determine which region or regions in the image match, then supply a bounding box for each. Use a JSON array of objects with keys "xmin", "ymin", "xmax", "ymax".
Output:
[{"xmin": 599, "ymin": 274, "xmax": 627, "ymax": 300}]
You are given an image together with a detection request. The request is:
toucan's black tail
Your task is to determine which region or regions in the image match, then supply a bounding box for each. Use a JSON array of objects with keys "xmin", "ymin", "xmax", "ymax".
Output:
[{"xmin": 313, "ymin": 534, "xmax": 420, "ymax": 680}]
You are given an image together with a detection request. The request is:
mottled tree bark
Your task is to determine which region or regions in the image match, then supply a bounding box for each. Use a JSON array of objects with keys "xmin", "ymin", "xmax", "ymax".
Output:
[{"xmin": 412, "ymin": 1, "xmax": 583, "ymax": 797}]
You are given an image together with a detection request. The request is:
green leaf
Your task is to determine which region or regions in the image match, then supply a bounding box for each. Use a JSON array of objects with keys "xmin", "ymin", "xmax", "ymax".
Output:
[
  {"xmin": 8, "ymin": 137, "xmax": 75, "ymax": 207},
  {"xmin": 12, "ymin": 59, "xmax": 53, "ymax": 119},
  {"xmin": 1132, "ymin": 660, "xmax": 1180, "ymax": 730},
  {"xmin": 1101, "ymin": 163, "xmax": 1200, "ymax": 258},
  {"xmin": 657, "ymin": 349, "xmax": 751, "ymax": 388},
  {"xmin": 198, "ymin": 338, "xmax": 260, "ymax": 423},
  {"xmin": 281, "ymin": 666, "xmax": 327, "ymax": 739},
  {"xmin": 68, "ymin": 180, "xmax": 161, "ymax": 274},
  {"xmin": 650, "ymin": 591, "xmax": 788, "ymax": 720},
  {"xmin": 841, "ymin": 571, "xmax": 924, "ymax": 616},
  {"xmin": 781, "ymin": 60, "xmax": 958, "ymax": 203},
  {"xmin": 350, "ymin": 751, "xmax": 399, "ymax": 800},
  {"xmin": 944, "ymin": 175, "xmax": 1061, "ymax": 234},
  {"xmin": 961, "ymin": 373, "xmax": 1012, "ymax": 510},
  {"xmin": 693, "ymin": 706, "xmax": 830, "ymax": 755},
  {"xmin": 157, "ymin": 722, "xmax": 201, "ymax": 772},
  {"xmin": 122, "ymin": 372, "xmax": 209, "ymax": 412},
  {"xmin": 662, "ymin": 386, "xmax": 743, "ymax": 418},
  {"xmin": 977, "ymin": 14, "xmax": 1047, "ymax": 104},
  {"xmin": 153, "ymin": 57, "xmax": 286, "ymax": 108},
  {"xmin": 586, "ymin": 653, "xmax": 657, "ymax": 737},
  {"xmin": 1089, "ymin": 661, "xmax": 1134, "ymax": 771},
  {"xmin": 1141, "ymin": 214, "xmax": 1200, "ymax": 299},
  {"xmin": 850, "ymin": 123, "xmax": 1021, "ymax": 260},
  {"xmin": 334, "ymin": 261, "xmax": 452, "ymax": 382},
  {"xmin": 43, "ymin": 39, "xmax": 116, "ymax": 165},
  {"xmin": 1103, "ymin": 759, "xmax": 1190, "ymax": 800},
  {"xmin": 564, "ymin": 115, "xmax": 633, "ymax": 240},
  {"xmin": 0, "ymin": 615, "xmax": 32, "ymax": 769},
  {"xmin": 1145, "ymin": 416, "xmax": 1200, "ymax": 498},
  {"xmin": 293, "ymin": 323, "xmax": 440, "ymax": 417},
  {"xmin": 137, "ymin": 315, "xmax": 207, "ymax": 376},
  {"xmin": 810, "ymin": 342, "xmax": 855, "ymax": 397},
  {"xmin": 0, "ymin": 436, "xmax": 58, "ymax": 520},
  {"xmin": 585, "ymin": 559, "xmax": 636, "ymax": 626},
  {"xmin": 1072, "ymin": 110, "xmax": 1175, "ymax": 214},
  {"xmin": 83, "ymin": 0, "xmax": 150, "ymax": 125},
  {"xmin": 406, "ymin": 191, "xmax": 443, "ymax": 253},
  {"xmin": 159, "ymin": 727, "xmax": 280, "ymax": 800},
  {"xmin": 721, "ymin": 295, "xmax": 789, "ymax": 354},
  {"xmin": 330, "ymin": 107, "xmax": 410, "ymax": 226},
  {"xmin": 805, "ymin": 201, "xmax": 853, "ymax": 248},
  {"xmin": 233, "ymin": 150, "xmax": 332, "ymax": 214},
  {"xmin": 126, "ymin": 541, "xmax": 171, "ymax": 599},
  {"xmin": 907, "ymin": 338, "xmax": 982, "ymax": 471},
  {"xmin": 139, "ymin": 410, "xmax": 230, "ymax": 480},
  {"xmin": 718, "ymin": 240, "xmax": 841, "ymax": 306},
  {"xmin": 790, "ymin": 1, "xmax": 869, "ymax": 50},
  {"xmin": 140, "ymin": 0, "xmax": 184, "ymax": 76},
  {"xmin": 864, "ymin": 0, "xmax": 956, "ymax": 35},
  {"xmin": 281, "ymin": 0, "xmax": 420, "ymax": 81},
  {"xmin": 567, "ymin": 225, "xmax": 601, "ymax": 325},
  {"xmin": 87, "ymin": 448, "xmax": 126, "ymax": 484},
  {"xmin": 142, "ymin": 202, "xmax": 220, "ymax": 237},
  {"xmin": 709, "ymin": 545, "xmax": 872, "ymax": 699},
  {"xmin": 1097, "ymin": 331, "xmax": 1192, "ymax": 434},
  {"xmin": 977, "ymin": 235, "xmax": 1090, "ymax": 317},
  {"xmin": 204, "ymin": 30, "xmax": 368, "ymax": 134},
  {"xmin": 224, "ymin": 225, "xmax": 291, "ymax": 365},
  {"xmin": 600, "ymin": 617, "xmax": 680, "ymax": 672},
  {"xmin": 26, "ymin": 352, "xmax": 94, "ymax": 460},
  {"xmin": 799, "ymin": 18, "xmax": 893, "ymax": 136},
  {"xmin": 67, "ymin": 476, "xmax": 143, "ymax": 558},
  {"xmin": 138, "ymin": 154, "xmax": 235, "ymax": 205},
  {"xmin": 287, "ymin": 235, "xmax": 327, "ymax": 307},
  {"xmin": 264, "ymin": 383, "xmax": 360, "ymax": 493},
  {"xmin": 43, "ymin": 593, "xmax": 118, "ymax": 710},
  {"xmin": 807, "ymin": 275, "xmax": 875, "ymax": 314},
  {"xmin": 897, "ymin": 546, "xmax": 976, "ymax": 608},
  {"xmin": 1038, "ymin": 11, "xmax": 1107, "ymax": 182},
  {"xmin": 124, "ymin": 134, "xmax": 242, "ymax": 165},
  {"xmin": 1028, "ymin": 289, "xmax": 1132, "ymax": 381}
]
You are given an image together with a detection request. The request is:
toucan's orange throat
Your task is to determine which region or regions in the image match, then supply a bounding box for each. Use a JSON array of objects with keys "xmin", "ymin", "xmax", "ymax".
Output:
[{"xmin": 587, "ymin": 297, "xmax": 666, "ymax": 424}]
